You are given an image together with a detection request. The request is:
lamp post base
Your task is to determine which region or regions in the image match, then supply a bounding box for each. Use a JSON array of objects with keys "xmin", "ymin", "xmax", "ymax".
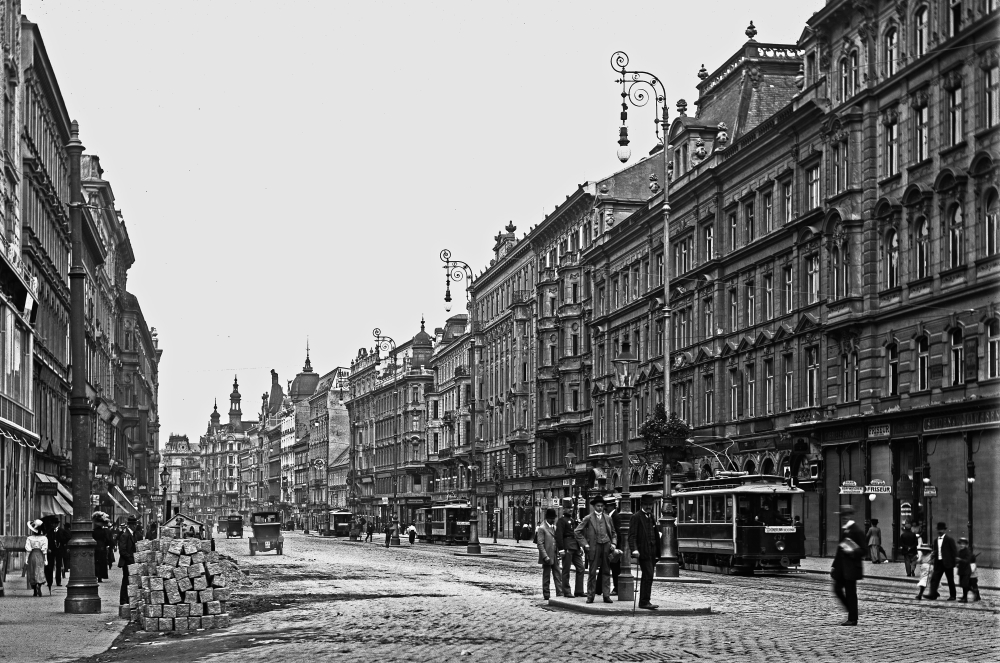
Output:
[
  {"xmin": 466, "ymin": 510, "xmax": 482, "ymax": 554},
  {"xmin": 654, "ymin": 559, "xmax": 680, "ymax": 578},
  {"xmin": 64, "ymin": 522, "xmax": 101, "ymax": 614}
]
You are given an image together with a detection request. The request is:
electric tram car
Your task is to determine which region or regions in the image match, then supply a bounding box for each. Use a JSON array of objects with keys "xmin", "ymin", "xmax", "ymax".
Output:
[
  {"xmin": 674, "ymin": 473, "xmax": 805, "ymax": 574},
  {"xmin": 421, "ymin": 502, "xmax": 472, "ymax": 544},
  {"xmin": 329, "ymin": 510, "xmax": 353, "ymax": 537}
]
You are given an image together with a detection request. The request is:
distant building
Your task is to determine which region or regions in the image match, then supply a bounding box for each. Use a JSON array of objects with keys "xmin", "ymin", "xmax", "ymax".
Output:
[{"xmin": 198, "ymin": 378, "xmax": 256, "ymax": 527}]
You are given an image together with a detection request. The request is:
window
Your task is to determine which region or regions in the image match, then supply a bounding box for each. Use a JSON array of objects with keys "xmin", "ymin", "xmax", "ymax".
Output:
[
  {"xmin": 806, "ymin": 52, "xmax": 817, "ymax": 86},
  {"xmin": 807, "ymin": 254, "xmax": 820, "ymax": 303},
  {"xmin": 883, "ymin": 230, "xmax": 899, "ymax": 288},
  {"xmin": 832, "ymin": 245, "xmax": 843, "ymax": 299},
  {"xmin": 703, "ymin": 297, "xmax": 714, "ymax": 338},
  {"xmin": 851, "ymin": 352, "xmax": 860, "ymax": 401},
  {"xmin": 746, "ymin": 364, "xmax": 756, "ymax": 418},
  {"xmin": 704, "ymin": 225, "xmax": 714, "ymax": 260},
  {"xmin": 807, "ymin": 166, "xmax": 820, "ymax": 209},
  {"xmin": 914, "ymin": 7, "xmax": 928, "ymax": 58},
  {"xmin": 729, "ymin": 288, "xmax": 738, "ymax": 332},
  {"xmin": 948, "ymin": 86, "xmax": 964, "ymax": 147},
  {"xmin": 950, "ymin": 329, "xmax": 964, "ymax": 386},
  {"xmin": 915, "ymin": 218, "xmax": 930, "ymax": 279},
  {"xmin": 745, "ymin": 281, "xmax": 756, "ymax": 326},
  {"xmin": 762, "ymin": 192, "xmax": 772, "ymax": 235},
  {"xmin": 883, "ymin": 118, "xmax": 898, "ymax": 176},
  {"xmin": 782, "ymin": 266, "xmax": 793, "ymax": 314},
  {"xmin": 678, "ymin": 308, "xmax": 690, "ymax": 349},
  {"xmin": 704, "ymin": 375, "xmax": 714, "ymax": 425},
  {"xmin": 839, "ymin": 57, "xmax": 850, "ymax": 102},
  {"xmin": 678, "ymin": 381, "xmax": 689, "ymax": 423},
  {"xmin": 986, "ymin": 193, "xmax": 1000, "ymax": 257},
  {"xmin": 834, "ymin": 141, "xmax": 849, "ymax": 191},
  {"xmin": 656, "ymin": 253, "xmax": 664, "ymax": 285},
  {"xmin": 949, "ymin": 0, "xmax": 962, "ymax": 37},
  {"xmin": 841, "ymin": 355, "xmax": 852, "ymax": 403},
  {"xmin": 884, "ymin": 28, "xmax": 898, "ymax": 77},
  {"xmin": 887, "ymin": 344, "xmax": 899, "ymax": 395},
  {"xmin": 763, "ymin": 273, "xmax": 773, "ymax": 320},
  {"xmin": 655, "ymin": 320, "xmax": 664, "ymax": 355},
  {"xmin": 612, "ymin": 278, "xmax": 619, "ymax": 309},
  {"xmin": 729, "ymin": 212, "xmax": 738, "ymax": 250},
  {"xmin": 729, "ymin": 369, "xmax": 739, "ymax": 420},
  {"xmin": 916, "ymin": 336, "xmax": 929, "ymax": 391},
  {"xmin": 948, "ymin": 205, "xmax": 964, "ymax": 269},
  {"xmin": 985, "ymin": 65, "xmax": 1000, "ymax": 128},
  {"xmin": 989, "ymin": 320, "xmax": 1000, "ymax": 379},
  {"xmin": 850, "ymin": 51, "xmax": 860, "ymax": 97},
  {"xmin": 571, "ymin": 333, "xmax": 579, "ymax": 355},
  {"xmin": 744, "ymin": 202, "xmax": 755, "ymax": 243},
  {"xmin": 782, "ymin": 182, "xmax": 792, "ymax": 224},
  {"xmin": 782, "ymin": 354, "xmax": 793, "ymax": 411},
  {"xmin": 765, "ymin": 359, "xmax": 774, "ymax": 414},
  {"xmin": 623, "ymin": 272, "xmax": 630, "ymax": 302},
  {"xmin": 806, "ymin": 347, "xmax": 819, "ymax": 407},
  {"xmin": 914, "ymin": 104, "xmax": 929, "ymax": 162}
]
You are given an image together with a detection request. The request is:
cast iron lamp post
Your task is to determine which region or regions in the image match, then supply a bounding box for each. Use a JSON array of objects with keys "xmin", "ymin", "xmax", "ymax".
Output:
[
  {"xmin": 160, "ymin": 465, "xmax": 169, "ymax": 522},
  {"xmin": 440, "ymin": 248, "xmax": 483, "ymax": 555},
  {"xmin": 612, "ymin": 340, "xmax": 638, "ymax": 603},
  {"xmin": 611, "ymin": 51, "xmax": 678, "ymax": 579}
]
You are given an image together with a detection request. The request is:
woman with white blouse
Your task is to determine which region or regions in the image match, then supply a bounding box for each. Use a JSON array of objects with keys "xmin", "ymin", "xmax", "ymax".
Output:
[{"xmin": 25, "ymin": 519, "xmax": 48, "ymax": 596}]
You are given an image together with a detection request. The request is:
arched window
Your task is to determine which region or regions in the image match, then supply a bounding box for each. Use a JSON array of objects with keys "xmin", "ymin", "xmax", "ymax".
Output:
[
  {"xmin": 850, "ymin": 51, "xmax": 860, "ymax": 95},
  {"xmin": 832, "ymin": 245, "xmax": 842, "ymax": 298},
  {"xmin": 915, "ymin": 218, "xmax": 930, "ymax": 279},
  {"xmin": 950, "ymin": 328, "xmax": 965, "ymax": 386},
  {"xmin": 989, "ymin": 319, "xmax": 1000, "ymax": 379},
  {"xmin": 984, "ymin": 191, "xmax": 999, "ymax": 257},
  {"xmin": 840, "ymin": 57, "xmax": 850, "ymax": 102},
  {"xmin": 852, "ymin": 351, "xmax": 860, "ymax": 401},
  {"xmin": 948, "ymin": 205, "xmax": 964, "ymax": 269},
  {"xmin": 886, "ymin": 344, "xmax": 899, "ymax": 395},
  {"xmin": 884, "ymin": 28, "xmax": 899, "ymax": 77},
  {"xmin": 883, "ymin": 229, "xmax": 899, "ymax": 288},
  {"xmin": 914, "ymin": 6, "xmax": 929, "ymax": 58},
  {"xmin": 916, "ymin": 336, "xmax": 930, "ymax": 391},
  {"xmin": 744, "ymin": 459, "xmax": 756, "ymax": 475},
  {"xmin": 761, "ymin": 458, "xmax": 775, "ymax": 475}
]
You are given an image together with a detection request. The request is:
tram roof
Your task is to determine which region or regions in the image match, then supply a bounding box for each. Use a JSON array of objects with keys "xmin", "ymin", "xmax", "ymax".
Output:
[{"xmin": 675, "ymin": 474, "xmax": 804, "ymax": 495}]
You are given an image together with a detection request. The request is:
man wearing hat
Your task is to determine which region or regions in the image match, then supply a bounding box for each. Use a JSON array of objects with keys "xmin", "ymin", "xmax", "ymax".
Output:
[
  {"xmin": 629, "ymin": 494, "xmax": 662, "ymax": 610},
  {"xmin": 830, "ymin": 504, "xmax": 866, "ymax": 625},
  {"xmin": 926, "ymin": 521, "xmax": 958, "ymax": 601},
  {"xmin": 535, "ymin": 508, "xmax": 562, "ymax": 600},
  {"xmin": 555, "ymin": 502, "xmax": 585, "ymax": 598},
  {"xmin": 117, "ymin": 515, "xmax": 140, "ymax": 606},
  {"xmin": 573, "ymin": 495, "xmax": 618, "ymax": 603}
]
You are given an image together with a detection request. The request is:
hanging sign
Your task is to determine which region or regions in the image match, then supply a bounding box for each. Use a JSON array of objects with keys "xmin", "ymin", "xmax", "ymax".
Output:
[
  {"xmin": 923, "ymin": 485, "xmax": 937, "ymax": 497},
  {"xmin": 839, "ymin": 480, "xmax": 863, "ymax": 495},
  {"xmin": 864, "ymin": 479, "xmax": 891, "ymax": 494}
]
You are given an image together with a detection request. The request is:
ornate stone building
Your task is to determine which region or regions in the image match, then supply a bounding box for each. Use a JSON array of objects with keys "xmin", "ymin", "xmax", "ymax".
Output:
[{"xmin": 198, "ymin": 378, "xmax": 255, "ymax": 527}]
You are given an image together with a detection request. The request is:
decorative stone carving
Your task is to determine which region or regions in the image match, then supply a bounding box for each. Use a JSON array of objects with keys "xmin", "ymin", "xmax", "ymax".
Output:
[
  {"xmin": 745, "ymin": 21, "xmax": 757, "ymax": 40},
  {"xmin": 943, "ymin": 68, "xmax": 964, "ymax": 91},
  {"xmin": 698, "ymin": 64, "xmax": 708, "ymax": 80},
  {"xmin": 881, "ymin": 106, "xmax": 899, "ymax": 126},
  {"xmin": 676, "ymin": 99, "xmax": 688, "ymax": 117},
  {"xmin": 910, "ymin": 88, "xmax": 929, "ymax": 108},
  {"xmin": 692, "ymin": 138, "xmax": 708, "ymax": 164},
  {"xmin": 716, "ymin": 122, "xmax": 729, "ymax": 146},
  {"xmin": 649, "ymin": 173, "xmax": 660, "ymax": 194}
]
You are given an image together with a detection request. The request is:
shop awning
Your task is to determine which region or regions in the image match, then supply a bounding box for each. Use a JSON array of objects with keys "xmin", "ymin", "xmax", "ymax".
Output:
[
  {"xmin": 105, "ymin": 491, "xmax": 127, "ymax": 514},
  {"xmin": 35, "ymin": 472, "xmax": 74, "ymax": 517},
  {"xmin": 113, "ymin": 485, "xmax": 137, "ymax": 514}
]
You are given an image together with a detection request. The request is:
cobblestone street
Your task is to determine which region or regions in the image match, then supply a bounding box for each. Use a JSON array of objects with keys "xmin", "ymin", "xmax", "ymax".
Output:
[{"xmin": 71, "ymin": 532, "xmax": 998, "ymax": 663}]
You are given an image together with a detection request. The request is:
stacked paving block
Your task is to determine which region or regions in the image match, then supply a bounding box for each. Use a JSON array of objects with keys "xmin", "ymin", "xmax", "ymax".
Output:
[{"xmin": 124, "ymin": 529, "xmax": 232, "ymax": 631}]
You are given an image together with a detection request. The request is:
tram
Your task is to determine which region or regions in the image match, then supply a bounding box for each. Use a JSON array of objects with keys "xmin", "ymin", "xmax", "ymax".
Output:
[
  {"xmin": 329, "ymin": 510, "xmax": 353, "ymax": 537},
  {"xmin": 421, "ymin": 502, "xmax": 472, "ymax": 544},
  {"xmin": 674, "ymin": 473, "xmax": 805, "ymax": 574}
]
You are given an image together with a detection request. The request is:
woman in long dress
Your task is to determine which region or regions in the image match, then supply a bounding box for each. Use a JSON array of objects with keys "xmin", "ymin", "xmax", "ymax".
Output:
[
  {"xmin": 92, "ymin": 512, "xmax": 109, "ymax": 582},
  {"xmin": 25, "ymin": 519, "xmax": 48, "ymax": 596}
]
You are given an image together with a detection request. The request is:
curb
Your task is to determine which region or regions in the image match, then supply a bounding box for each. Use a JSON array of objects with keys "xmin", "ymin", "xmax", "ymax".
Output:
[
  {"xmin": 455, "ymin": 552, "xmax": 501, "ymax": 558},
  {"xmin": 546, "ymin": 596, "xmax": 712, "ymax": 616},
  {"xmin": 653, "ymin": 577, "xmax": 713, "ymax": 584},
  {"xmin": 797, "ymin": 568, "xmax": 999, "ymax": 591}
]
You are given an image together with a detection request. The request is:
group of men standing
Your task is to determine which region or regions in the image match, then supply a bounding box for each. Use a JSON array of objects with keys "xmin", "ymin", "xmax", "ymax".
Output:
[{"xmin": 537, "ymin": 493, "xmax": 662, "ymax": 610}]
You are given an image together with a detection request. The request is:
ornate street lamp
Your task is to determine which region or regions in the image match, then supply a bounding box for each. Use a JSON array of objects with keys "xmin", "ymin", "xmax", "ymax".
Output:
[
  {"xmin": 612, "ymin": 341, "xmax": 638, "ymax": 602},
  {"xmin": 640, "ymin": 405, "xmax": 691, "ymax": 578},
  {"xmin": 159, "ymin": 465, "xmax": 170, "ymax": 523},
  {"xmin": 440, "ymin": 248, "xmax": 483, "ymax": 555}
]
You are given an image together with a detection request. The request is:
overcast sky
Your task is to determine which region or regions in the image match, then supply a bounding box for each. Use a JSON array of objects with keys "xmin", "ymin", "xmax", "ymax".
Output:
[{"xmin": 25, "ymin": 0, "xmax": 823, "ymax": 442}]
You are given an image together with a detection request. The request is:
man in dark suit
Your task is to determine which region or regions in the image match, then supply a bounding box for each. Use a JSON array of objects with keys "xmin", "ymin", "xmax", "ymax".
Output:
[
  {"xmin": 831, "ymin": 504, "xmax": 866, "ymax": 626},
  {"xmin": 118, "ymin": 515, "xmax": 139, "ymax": 605},
  {"xmin": 555, "ymin": 505, "xmax": 584, "ymax": 598},
  {"xmin": 629, "ymin": 494, "xmax": 662, "ymax": 610},
  {"xmin": 927, "ymin": 521, "xmax": 959, "ymax": 600},
  {"xmin": 573, "ymin": 495, "xmax": 618, "ymax": 604},
  {"xmin": 608, "ymin": 498, "xmax": 623, "ymax": 595}
]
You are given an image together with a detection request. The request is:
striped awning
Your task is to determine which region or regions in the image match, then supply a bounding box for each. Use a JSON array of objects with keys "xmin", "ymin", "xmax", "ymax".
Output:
[
  {"xmin": 35, "ymin": 473, "xmax": 74, "ymax": 516},
  {"xmin": 113, "ymin": 485, "xmax": 137, "ymax": 514}
]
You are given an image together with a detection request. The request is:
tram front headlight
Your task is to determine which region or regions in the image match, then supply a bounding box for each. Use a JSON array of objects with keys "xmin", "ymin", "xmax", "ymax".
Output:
[{"xmin": 775, "ymin": 539, "xmax": 786, "ymax": 552}]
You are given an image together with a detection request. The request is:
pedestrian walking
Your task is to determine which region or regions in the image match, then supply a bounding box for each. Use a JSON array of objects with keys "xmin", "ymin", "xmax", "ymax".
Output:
[
  {"xmin": 365, "ymin": 521, "xmax": 374, "ymax": 543},
  {"xmin": 92, "ymin": 512, "xmax": 110, "ymax": 583},
  {"xmin": 899, "ymin": 523, "xmax": 918, "ymax": 576},
  {"xmin": 914, "ymin": 543, "xmax": 933, "ymax": 599},
  {"xmin": 867, "ymin": 519, "xmax": 886, "ymax": 563},
  {"xmin": 555, "ymin": 506, "xmax": 584, "ymax": 598},
  {"xmin": 573, "ymin": 495, "xmax": 617, "ymax": 604},
  {"xmin": 956, "ymin": 537, "xmax": 980, "ymax": 602},
  {"xmin": 57, "ymin": 516, "xmax": 70, "ymax": 580},
  {"xmin": 513, "ymin": 521, "xmax": 521, "ymax": 544},
  {"xmin": 384, "ymin": 521, "xmax": 392, "ymax": 548},
  {"xmin": 926, "ymin": 521, "xmax": 958, "ymax": 601},
  {"xmin": 536, "ymin": 509, "xmax": 562, "ymax": 600},
  {"xmin": 830, "ymin": 504, "xmax": 865, "ymax": 626},
  {"xmin": 521, "ymin": 521, "xmax": 532, "ymax": 545},
  {"xmin": 43, "ymin": 517, "xmax": 64, "ymax": 590},
  {"xmin": 145, "ymin": 519, "xmax": 159, "ymax": 541},
  {"xmin": 628, "ymin": 494, "xmax": 662, "ymax": 610},
  {"xmin": 407, "ymin": 523, "xmax": 417, "ymax": 545},
  {"xmin": 25, "ymin": 520, "xmax": 48, "ymax": 596},
  {"xmin": 118, "ymin": 515, "xmax": 139, "ymax": 606},
  {"xmin": 608, "ymin": 498, "xmax": 622, "ymax": 595}
]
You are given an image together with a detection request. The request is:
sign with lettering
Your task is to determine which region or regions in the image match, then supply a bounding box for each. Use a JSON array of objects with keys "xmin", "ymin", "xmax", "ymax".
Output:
[
  {"xmin": 867, "ymin": 424, "xmax": 890, "ymax": 439},
  {"xmin": 864, "ymin": 479, "xmax": 891, "ymax": 494},
  {"xmin": 839, "ymin": 480, "xmax": 863, "ymax": 495},
  {"xmin": 900, "ymin": 502, "xmax": 912, "ymax": 521},
  {"xmin": 923, "ymin": 485, "xmax": 937, "ymax": 497},
  {"xmin": 924, "ymin": 409, "xmax": 1000, "ymax": 432},
  {"xmin": 825, "ymin": 427, "xmax": 865, "ymax": 442},
  {"xmin": 764, "ymin": 526, "xmax": 797, "ymax": 533}
]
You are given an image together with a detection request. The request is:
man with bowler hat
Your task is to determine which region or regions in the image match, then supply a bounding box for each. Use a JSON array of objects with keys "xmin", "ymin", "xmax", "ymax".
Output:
[
  {"xmin": 555, "ymin": 502, "xmax": 584, "ymax": 598},
  {"xmin": 927, "ymin": 521, "xmax": 958, "ymax": 600},
  {"xmin": 629, "ymin": 493, "xmax": 662, "ymax": 610},
  {"xmin": 118, "ymin": 515, "xmax": 140, "ymax": 606},
  {"xmin": 573, "ymin": 495, "xmax": 617, "ymax": 603},
  {"xmin": 831, "ymin": 504, "xmax": 866, "ymax": 625},
  {"xmin": 535, "ymin": 508, "xmax": 562, "ymax": 599}
]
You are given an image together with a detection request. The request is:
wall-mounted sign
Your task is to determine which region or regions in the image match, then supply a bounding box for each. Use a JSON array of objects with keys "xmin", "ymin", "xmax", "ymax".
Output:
[
  {"xmin": 924, "ymin": 409, "xmax": 1000, "ymax": 433},
  {"xmin": 923, "ymin": 485, "xmax": 938, "ymax": 497},
  {"xmin": 867, "ymin": 425, "xmax": 890, "ymax": 439},
  {"xmin": 839, "ymin": 480, "xmax": 863, "ymax": 495},
  {"xmin": 865, "ymin": 479, "xmax": 891, "ymax": 494}
]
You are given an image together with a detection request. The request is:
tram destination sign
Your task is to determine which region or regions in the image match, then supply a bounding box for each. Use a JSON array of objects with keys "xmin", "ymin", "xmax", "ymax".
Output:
[{"xmin": 764, "ymin": 526, "xmax": 797, "ymax": 533}]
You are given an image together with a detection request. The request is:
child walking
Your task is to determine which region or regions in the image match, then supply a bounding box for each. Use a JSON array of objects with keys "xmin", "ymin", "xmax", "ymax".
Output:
[
  {"xmin": 915, "ymin": 543, "xmax": 933, "ymax": 600},
  {"xmin": 957, "ymin": 537, "xmax": 981, "ymax": 602}
]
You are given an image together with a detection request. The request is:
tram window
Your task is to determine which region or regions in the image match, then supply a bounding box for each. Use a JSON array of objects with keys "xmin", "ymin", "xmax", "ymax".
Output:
[
  {"xmin": 725, "ymin": 496, "xmax": 734, "ymax": 522},
  {"xmin": 684, "ymin": 499, "xmax": 695, "ymax": 522},
  {"xmin": 737, "ymin": 497, "xmax": 751, "ymax": 524},
  {"xmin": 697, "ymin": 496, "xmax": 706, "ymax": 522},
  {"xmin": 710, "ymin": 495, "xmax": 725, "ymax": 522},
  {"xmin": 775, "ymin": 495, "xmax": 792, "ymax": 524}
]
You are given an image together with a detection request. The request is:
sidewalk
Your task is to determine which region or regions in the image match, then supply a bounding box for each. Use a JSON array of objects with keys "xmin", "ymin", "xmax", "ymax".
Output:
[
  {"xmin": 795, "ymin": 557, "xmax": 999, "ymax": 590},
  {"xmin": 0, "ymin": 569, "xmax": 127, "ymax": 663}
]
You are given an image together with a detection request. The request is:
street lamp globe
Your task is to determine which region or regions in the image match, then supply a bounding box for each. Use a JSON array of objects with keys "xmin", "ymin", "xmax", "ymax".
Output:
[
  {"xmin": 617, "ymin": 126, "xmax": 632, "ymax": 163},
  {"xmin": 612, "ymin": 341, "xmax": 638, "ymax": 389}
]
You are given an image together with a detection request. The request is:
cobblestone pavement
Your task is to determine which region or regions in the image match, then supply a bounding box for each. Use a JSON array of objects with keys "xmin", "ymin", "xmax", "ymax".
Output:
[{"xmin": 71, "ymin": 532, "xmax": 998, "ymax": 663}]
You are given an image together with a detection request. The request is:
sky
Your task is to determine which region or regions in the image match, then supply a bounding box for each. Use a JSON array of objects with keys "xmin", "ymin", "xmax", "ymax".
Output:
[{"xmin": 24, "ymin": 0, "xmax": 824, "ymax": 442}]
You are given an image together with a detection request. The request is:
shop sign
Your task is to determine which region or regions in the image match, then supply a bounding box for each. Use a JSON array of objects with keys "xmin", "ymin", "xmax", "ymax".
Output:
[
  {"xmin": 824, "ymin": 427, "xmax": 865, "ymax": 443},
  {"xmin": 900, "ymin": 502, "xmax": 912, "ymax": 521},
  {"xmin": 90, "ymin": 494, "xmax": 101, "ymax": 505},
  {"xmin": 839, "ymin": 480, "xmax": 863, "ymax": 495},
  {"xmin": 892, "ymin": 419, "xmax": 920, "ymax": 436},
  {"xmin": 36, "ymin": 482, "xmax": 58, "ymax": 496},
  {"xmin": 122, "ymin": 475, "xmax": 136, "ymax": 491},
  {"xmin": 864, "ymin": 479, "xmax": 891, "ymax": 494},
  {"xmin": 562, "ymin": 479, "xmax": 572, "ymax": 486},
  {"xmin": 923, "ymin": 485, "xmax": 938, "ymax": 497},
  {"xmin": 924, "ymin": 409, "xmax": 1000, "ymax": 433},
  {"xmin": 867, "ymin": 424, "xmax": 890, "ymax": 439}
]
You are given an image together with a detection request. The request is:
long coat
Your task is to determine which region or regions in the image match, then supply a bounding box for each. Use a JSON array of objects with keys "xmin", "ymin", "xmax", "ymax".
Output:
[
  {"xmin": 554, "ymin": 515, "xmax": 579, "ymax": 552},
  {"xmin": 92, "ymin": 527, "xmax": 109, "ymax": 580},
  {"xmin": 535, "ymin": 521, "xmax": 558, "ymax": 565},
  {"xmin": 832, "ymin": 520, "xmax": 866, "ymax": 582},
  {"xmin": 932, "ymin": 533, "xmax": 958, "ymax": 567},
  {"xmin": 117, "ymin": 526, "xmax": 138, "ymax": 568},
  {"xmin": 628, "ymin": 509, "xmax": 661, "ymax": 561},
  {"xmin": 573, "ymin": 512, "xmax": 618, "ymax": 559}
]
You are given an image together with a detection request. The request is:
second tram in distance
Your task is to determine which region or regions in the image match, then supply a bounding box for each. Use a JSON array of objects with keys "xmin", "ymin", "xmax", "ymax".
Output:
[
  {"xmin": 420, "ymin": 502, "xmax": 472, "ymax": 544},
  {"xmin": 674, "ymin": 473, "xmax": 805, "ymax": 574}
]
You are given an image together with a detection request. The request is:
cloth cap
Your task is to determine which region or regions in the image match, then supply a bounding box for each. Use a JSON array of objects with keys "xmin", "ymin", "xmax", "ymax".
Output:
[
  {"xmin": 640, "ymin": 494, "xmax": 656, "ymax": 505},
  {"xmin": 590, "ymin": 495, "xmax": 605, "ymax": 506}
]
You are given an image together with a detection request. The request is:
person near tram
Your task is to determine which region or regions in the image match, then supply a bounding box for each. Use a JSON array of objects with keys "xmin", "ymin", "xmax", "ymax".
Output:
[
  {"xmin": 573, "ymin": 495, "xmax": 617, "ymax": 604},
  {"xmin": 831, "ymin": 504, "xmax": 866, "ymax": 626},
  {"xmin": 555, "ymin": 505, "xmax": 584, "ymax": 598},
  {"xmin": 629, "ymin": 493, "xmax": 662, "ymax": 610},
  {"xmin": 535, "ymin": 508, "xmax": 562, "ymax": 600}
]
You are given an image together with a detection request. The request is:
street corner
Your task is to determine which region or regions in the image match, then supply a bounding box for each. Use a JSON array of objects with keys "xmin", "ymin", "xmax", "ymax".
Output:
[
  {"xmin": 545, "ymin": 596, "xmax": 712, "ymax": 616},
  {"xmin": 652, "ymin": 576, "xmax": 713, "ymax": 584}
]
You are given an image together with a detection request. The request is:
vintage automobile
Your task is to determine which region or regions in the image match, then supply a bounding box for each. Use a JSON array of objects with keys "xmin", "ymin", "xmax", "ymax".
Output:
[
  {"xmin": 226, "ymin": 515, "xmax": 243, "ymax": 539},
  {"xmin": 249, "ymin": 511, "xmax": 284, "ymax": 555}
]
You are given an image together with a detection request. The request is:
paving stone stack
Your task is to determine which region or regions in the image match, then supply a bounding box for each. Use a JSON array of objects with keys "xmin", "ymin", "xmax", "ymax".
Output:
[{"xmin": 124, "ymin": 529, "xmax": 232, "ymax": 631}]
